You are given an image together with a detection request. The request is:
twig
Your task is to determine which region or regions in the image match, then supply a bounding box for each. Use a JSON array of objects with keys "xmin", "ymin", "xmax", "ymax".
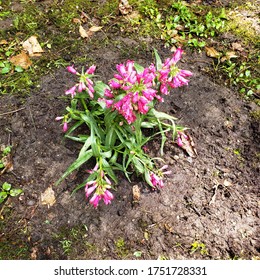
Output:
[{"xmin": 0, "ymin": 107, "xmax": 25, "ymax": 116}]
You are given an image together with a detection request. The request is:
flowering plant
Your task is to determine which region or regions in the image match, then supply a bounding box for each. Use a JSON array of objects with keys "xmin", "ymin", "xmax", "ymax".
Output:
[{"xmin": 55, "ymin": 48, "xmax": 192, "ymax": 208}]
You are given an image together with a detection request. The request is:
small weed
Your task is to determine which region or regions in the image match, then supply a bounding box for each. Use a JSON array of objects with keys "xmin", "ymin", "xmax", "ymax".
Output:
[
  {"xmin": 133, "ymin": 251, "xmax": 142, "ymax": 258},
  {"xmin": 60, "ymin": 239, "xmax": 72, "ymax": 254},
  {"xmin": 115, "ymin": 237, "xmax": 129, "ymax": 257},
  {"xmin": 190, "ymin": 241, "xmax": 208, "ymax": 255},
  {"xmin": 0, "ymin": 182, "xmax": 23, "ymax": 204},
  {"xmin": 53, "ymin": 224, "xmax": 89, "ymax": 257},
  {"xmin": 157, "ymin": 255, "xmax": 170, "ymax": 260}
]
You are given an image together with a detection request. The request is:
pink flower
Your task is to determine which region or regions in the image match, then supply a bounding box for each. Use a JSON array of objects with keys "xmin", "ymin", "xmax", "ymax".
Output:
[
  {"xmin": 65, "ymin": 85, "xmax": 77, "ymax": 98},
  {"xmin": 63, "ymin": 122, "xmax": 68, "ymax": 132},
  {"xmin": 171, "ymin": 47, "xmax": 183, "ymax": 64},
  {"xmin": 65, "ymin": 65, "xmax": 96, "ymax": 99},
  {"xmin": 102, "ymin": 190, "xmax": 114, "ymax": 205},
  {"xmin": 86, "ymin": 163, "xmax": 99, "ymax": 174},
  {"xmin": 177, "ymin": 131, "xmax": 189, "ymax": 147},
  {"xmin": 101, "ymin": 62, "xmax": 158, "ymax": 123},
  {"xmin": 67, "ymin": 65, "xmax": 78, "ymax": 75},
  {"xmin": 158, "ymin": 48, "xmax": 192, "ymax": 94},
  {"xmin": 86, "ymin": 65, "xmax": 96, "ymax": 74},
  {"xmin": 177, "ymin": 137, "xmax": 183, "ymax": 147},
  {"xmin": 78, "ymin": 82, "xmax": 86, "ymax": 92},
  {"xmin": 55, "ymin": 116, "xmax": 64, "ymax": 121},
  {"xmin": 89, "ymin": 193, "xmax": 102, "ymax": 208},
  {"xmin": 85, "ymin": 183, "xmax": 97, "ymax": 198},
  {"xmin": 150, "ymin": 172, "xmax": 164, "ymax": 188},
  {"xmin": 149, "ymin": 165, "xmax": 171, "ymax": 189}
]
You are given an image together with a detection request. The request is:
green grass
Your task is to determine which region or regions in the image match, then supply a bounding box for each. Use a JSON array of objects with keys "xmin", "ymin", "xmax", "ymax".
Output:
[{"xmin": 1, "ymin": 0, "xmax": 259, "ymax": 101}]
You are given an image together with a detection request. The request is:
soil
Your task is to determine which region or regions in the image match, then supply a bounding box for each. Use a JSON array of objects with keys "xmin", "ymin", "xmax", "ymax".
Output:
[{"xmin": 0, "ymin": 2, "xmax": 259, "ymax": 260}]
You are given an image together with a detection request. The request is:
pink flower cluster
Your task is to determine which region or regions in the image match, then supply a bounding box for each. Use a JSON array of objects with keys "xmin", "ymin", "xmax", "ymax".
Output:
[
  {"xmin": 100, "ymin": 49, "xmax": 192, "ymax": 124},
  {"xmin": 85, "ymin": 163, "xmax": 114, "ymax": 208},
  {"xmin": 149, "ymin": 165, "xmax": 171, "ymax": 189},
  {"xmin": 65, "ymin": 65, "xmax": 96, "ymax": 98},
  {"xmin": 158, "ymin": 48, "xmax": 193, "ymax": 95},
  {"xmin": 100, "ymin": 61, "xmax": 162, "ymax": 124}
]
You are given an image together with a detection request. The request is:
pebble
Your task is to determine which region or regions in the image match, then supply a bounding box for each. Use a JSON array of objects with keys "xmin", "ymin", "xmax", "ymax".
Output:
[{"xmin": 27, "ymin": 199, "xmax": 36, "ymax": 206}]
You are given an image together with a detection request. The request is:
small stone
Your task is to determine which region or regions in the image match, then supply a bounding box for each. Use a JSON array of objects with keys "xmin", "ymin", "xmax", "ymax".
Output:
[
  {"xmin": 186, "ymin": 157, "xmax": 193, "ymax": 163},
  {"xmin": 27, "ymin": 199, "xmax": 36, "ymax": 206},
  {"xmin": 223, "ymin": 179, "xmax": 232, "ymax": 187}
]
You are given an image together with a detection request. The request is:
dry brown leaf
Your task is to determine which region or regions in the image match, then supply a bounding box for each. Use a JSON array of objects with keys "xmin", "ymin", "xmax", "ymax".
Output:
[
  {"xmin": 89, "ymin": 26, "xmax": 103, "ymax": 32},
  {"xmin": 0, "ymin": 39, "xmax": 8, "ymax": 45},
  {"xmin": 119, "ymin": 0, "xmax": 133, "ymax": 15},
  {"xmin": 179, "ymin": 133, "xmax": 197, "ymax": 158},
  {"xmin": 9, "ymin": 51, "xmax": 32, "ymax": 69},
  {"xmin": 79, "ymin": 25, "xmax": 91, "ymax": 38},
  {"xmin": 231, "ymin": 42, "xmax": 244, "ymax": 52},
  {"xmin": 132, "ymin": 185, "xmax": 141, "ymax": 202},
  {"xmin": 205, "ymin": 46, "xmax": 221, "ymax": 58},
  {"xmin": 41, "ymin": 186, "xmax": 56, "ymax": 207},
  {"xmin": 22, "ymin": 36, "xmax": 44, "ymax": 57},
  {"xmin": 221, "ymin": 51, "xmax": 238, "ymax": 62},
  {"xmin": 72, "ymin": 18, "xmax": 81, "ymax": 24},
  {"xmin": 30, "ymin": 247, "xmax": 38, "ymax": 260}
]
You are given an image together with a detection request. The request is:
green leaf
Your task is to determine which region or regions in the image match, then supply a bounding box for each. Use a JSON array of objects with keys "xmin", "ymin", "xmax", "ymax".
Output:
[
  {"xmin": 141, "ymin": 121, "xmax": 156, "ymax": 128},
  {"xmin": 109, "ymin": 150, "xmax": 118, "ymax": 164},
  {"xmin": 15, "ymin": 66, "xmax": 24, "ymax": 73},
  {"xmin": 10, "ymin": 188, "xmax": 23, "ymax": 197},
  {"xmin": 133, "ymin": 251, "xmax": 142, "ymax": 257},
  {"xmin": 102, "ymin": 158, "xmax": 118, "ymax": 184},
  {"xmin": 0, "ymin": 191, "xmax": 8, "ymax": 201},
  {"xmin": 78, "ymin": 136, "xmax": 92, "ymax": 158},
  {"xmin": 55, "ymin": 150, "xmax": 93, "ymax": 186},
  {"xmin": 105, "ymin": 125, "xmax": 116, "ymax": 147},
  {"xmin": 134, "ymin": 62, "xmax": 144, "ymax": 74},
  {"xmin": 2, "ymin": 182, "xmax": 11, "ymax": 191},
  {"xmin": 132, "ymin": 157, "xmax": 145, "ymax": 174},
  {"xmin": 2, "ymin": 146, "xmax": 11, "ymax": 155},
  {"xmin": 94, "ymin": 81, "xmax": 109, "ymax": 97},
  {"xmin": 144, "ymin": 170, "xmax": 153, "ymax": 187},
  {"xmin": 150, "ymin": 108, "xmax": 177, "ymax": 120},
  {"xmin": 101, "ymin": 150, "xmax": 112, "ymax": 158},
  {"xmin": 153, "ymin": 48, "xmax": 162, "ymax": 70},
  {"xmin": 90, "ymin": 125, "xmax": 100, "ymax": 157},
  {"xmin": 1, "ymin": 66, "xmax": 11, "ymax": 74}
]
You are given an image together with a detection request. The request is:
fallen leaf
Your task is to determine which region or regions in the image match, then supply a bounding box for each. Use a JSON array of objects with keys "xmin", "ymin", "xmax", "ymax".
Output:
[
  {"xmin": 89, "ymin": 26, "xmax": 103, "ymax": 32},
  {"xmin": 30, "ymin": 247, "xmax": 38, "ymax": 260},
  {"xmin": 80, "ymin": 11, "xmax": 89, "ymax": 23},
  {"xmin": 0, "ymin": 154, "xmax": 13, "ymax": 175},
  {"xmin": 164, "ymin": 223, "xmax": 174, "ymax": 233},
  {"xmin": 9, "ymin": 51, "xmax": 32, "ymax": 69},
  {"xmin": 231, "ymin": 42, "xmax": 244, "ymax": 52},
  {"xmin": 79, "ymin": 25, "xmax": 91, "ymax": 38},
  {"xmin": 22, "ymin": 36, "xmax": 44, "ymax": 57},
  {"xmin": 119, "ymin": 0, "xmax": 133, "ymax": 15},
  {"xmin": 205, "ymin": 46, "xmax": 221, "ymax": 58},
  {"xmin": 221, "ymin": 51, "xmax": 238, "ymax": 62},
  {"xmin": 0, "ymin": 39, "xmax": 8, "ymax": 45},
  {"xmin": 178, "ymin": 133, "xmax": 197, "ymax": 158},
  {"xmin": 132, "ymin": 184, "xmax": 140, "ymax": 202},
  {"xmin": 72, "ymin": 18, "xmax": 81, "ymax": 24},
  {"xmin": 41, "ymin": 186, "xmax": 56, "ymax": 207}
]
